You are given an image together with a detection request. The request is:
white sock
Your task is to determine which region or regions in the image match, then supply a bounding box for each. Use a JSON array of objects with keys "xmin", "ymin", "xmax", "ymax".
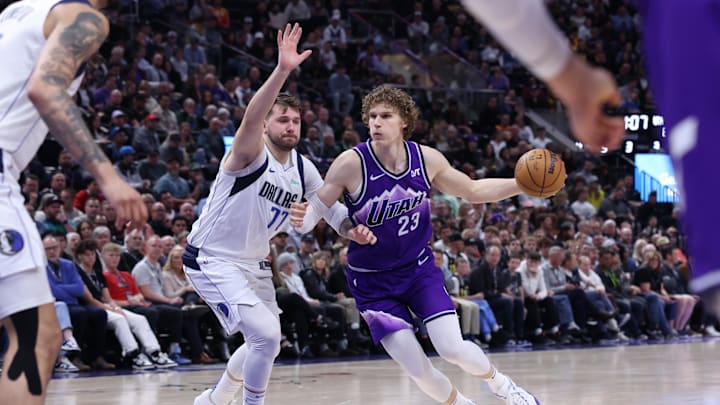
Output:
[
  {"xmin": 484, "ymin": 368, "xmax": 511, "ymax": 396},
  {"xmin": 211, "ymin": 345, "xmax": 248, "ymax": 405},
  {"xmin": 243, "ymin": 386, "xmax": 266, "ymax": 405},
  {"xmin": 450, "ymin": 389, "xmax": 474, "ymax": 405}
]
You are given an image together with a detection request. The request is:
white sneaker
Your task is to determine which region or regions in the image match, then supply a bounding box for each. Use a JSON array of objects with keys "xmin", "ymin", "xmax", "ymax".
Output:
[
  {"xmin": 494, "ymin": 377, "xmax": 540, "ymax": 405},
  {"xmin": 54, "ymin": 357, "xmax": 79, "ymax": 373},
  {"xmin": 194, "ymin": 389, "xmax": 217, "ymax": 405},
  {"xmin": 705, "ymin": 325, "xmax": 720, "ymax": 337},
  {"xmin": 132, "ymin": 353, "xmax": 156, "ymax": 370},
  {"xmin": 150, "ymin": 351, "xmax": 178, "ymax": 368},
  {"xmin": 61, "ymin": 338, "xmax": 81, "ymax": 352}
]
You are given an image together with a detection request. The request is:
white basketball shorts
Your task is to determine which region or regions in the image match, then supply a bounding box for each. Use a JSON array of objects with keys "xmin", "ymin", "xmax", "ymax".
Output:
[
  {"xmin": 0, "ymin": 155, "xmax": 53, "ymax": 320},
  {"xmin": 183, "ymin": 244, "xmax": 279, "ymax": 335}
]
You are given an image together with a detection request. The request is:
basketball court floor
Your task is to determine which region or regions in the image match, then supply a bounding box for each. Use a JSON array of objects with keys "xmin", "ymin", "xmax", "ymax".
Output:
[{"xmin": 46, "ymin": 339, "xmax": 720, "ymax": 405}]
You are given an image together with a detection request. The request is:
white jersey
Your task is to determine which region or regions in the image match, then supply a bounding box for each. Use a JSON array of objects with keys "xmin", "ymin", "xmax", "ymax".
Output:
[
  {"xmin": 187, "ymin": 146, "xmax": 323, "ymax": 263},
  {"xmin": 0, "ymin": 0, "xmax": 87, "ymax": 176}
]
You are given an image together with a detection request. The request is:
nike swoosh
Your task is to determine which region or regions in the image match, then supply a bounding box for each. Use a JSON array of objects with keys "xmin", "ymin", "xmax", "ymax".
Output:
[
  {"xmin": 418, "ymin": 256, "xmax": 429, "ymax": 266},
  {"xmin": 369, "ymin": 173, "xmax": 385, "ymax": 181},
  {"xmin": 269, "ymin": 168, "xmax": 276, "ymax": 173}
]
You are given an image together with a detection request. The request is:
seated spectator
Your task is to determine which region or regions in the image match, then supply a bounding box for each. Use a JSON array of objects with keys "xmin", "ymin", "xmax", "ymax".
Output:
[
  {"xmin": 154, "ymin": 158, "xmax": 192, "ymax": 204},
  {"xmin": 53, "ymin": 301, "xmax": 82, "ymax": 373},
  {"xmin": 75, "ymin": 240, "xmax": 177, "ymax": 369},
  {"xmin": 43, "ymin": 235, "xmax": 112, "ymax": 370},
  {"xmin": 138, "ymin": 150, "xmax": 168, "ymax": 185},
  {"xmin": 276, "ymin": 252, "xmax": 342, "ymax": 357},
  {"xmin": 162, "ymin": 246, "xmax": 229, "ymax": 361},
  {"xmin": 633, "ymin": 251, "xmax": 678, "ymax": 339},
  {"xmin": 73, "ymin": 177, "xmax": 105, "ymax": 212},
  {"xmin": 328, "ymin": 64, "xmax": 354, "ymax": 116},
  {"xmin": 113, "ymin": 146, "xmax": 145, "ymax": 190},
  {"xmin": 132, "ymin": 114, "xmax": 163, "ymax": 159},
  {"xmin": 120, "ymin": 228, "xmax": 145, "ymax": 272},
  {"xmin": 133, "ymin": 236, "xmax": 214, "ymax": 364},
  {"xmin": 301, "ymin": 252, "xmax": 369, "ymax": 348},
  {"xmin": 471, "ymin": 245, "xmax": 525, "ymax": 344},
  {"xmin": 521, "ymin": 252, "xmax": 569, "ymax": 341}
]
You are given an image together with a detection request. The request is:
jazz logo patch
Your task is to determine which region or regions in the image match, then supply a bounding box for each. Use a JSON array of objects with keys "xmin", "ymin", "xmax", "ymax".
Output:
[
  {"xmin": 217, "ymin": 303, "xmax": 230, "ymax": 318},
  {"xmin": 0, "ymin": 229, "xmax": 24, "ymax": 256}
]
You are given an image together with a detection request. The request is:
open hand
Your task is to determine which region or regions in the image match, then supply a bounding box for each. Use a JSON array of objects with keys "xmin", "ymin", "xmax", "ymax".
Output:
[{"xmin": 277, "ymin": 23, "xmax": 313, "ymax": 73}]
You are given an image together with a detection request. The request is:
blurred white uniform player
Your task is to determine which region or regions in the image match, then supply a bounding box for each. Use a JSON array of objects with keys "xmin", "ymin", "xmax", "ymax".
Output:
[
  {"xmin": 0, "ymin": 0, "xmax": 87, "ymax": 322},
  {"xmin": 0, "ymin": 1, "xmax": 147, "ymax": 404}
]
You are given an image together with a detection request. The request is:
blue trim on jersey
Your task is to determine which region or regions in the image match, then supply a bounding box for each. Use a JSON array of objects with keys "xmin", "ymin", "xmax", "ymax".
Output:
[
  {"xmin": 296, "ymin": 150, "xmax": 305, "ymax": 199},
  {"xmin": 182, "ymin": 244, "xmax": 200, "ymax": 270},
  {"xmin": 75, "ymin": 62, "xmax": 86, "ymax": 79},
  {"xmin": 228, "ymin": 156, "xmax": 268, "ymax": 197},
  {"xmin": 0, "ymin": 74, "xmax": 32, "ymax": 124},
  {"xmin": 50, "ymin": 0, "xmax": 92, "ymax": 10}
]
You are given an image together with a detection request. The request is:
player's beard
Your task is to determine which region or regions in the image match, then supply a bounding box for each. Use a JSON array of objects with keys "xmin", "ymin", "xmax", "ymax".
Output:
[{"xmin": 266, "ymin": 131, "xmax": 299, "ymax": 152}]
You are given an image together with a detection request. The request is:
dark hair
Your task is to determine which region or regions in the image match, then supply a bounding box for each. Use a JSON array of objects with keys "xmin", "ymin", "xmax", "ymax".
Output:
[
  {"xmin": 527, "ymin": 252, "xmax": 542, "ymax": 262},
  {"xmin": 74, "ymin": 239, "xmax": 98, "ymax": 257}
]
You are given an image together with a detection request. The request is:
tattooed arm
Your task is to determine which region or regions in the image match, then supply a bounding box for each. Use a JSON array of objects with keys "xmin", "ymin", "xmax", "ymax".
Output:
[{"xmin": 27, "ymin": 4, "xmax": 147, "ymax": 229}]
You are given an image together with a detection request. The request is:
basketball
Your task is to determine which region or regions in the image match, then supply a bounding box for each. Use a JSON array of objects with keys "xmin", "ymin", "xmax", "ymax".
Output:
[{"xmin": 514, "ymin": 149, "xmax": 567, "ymax": 198}]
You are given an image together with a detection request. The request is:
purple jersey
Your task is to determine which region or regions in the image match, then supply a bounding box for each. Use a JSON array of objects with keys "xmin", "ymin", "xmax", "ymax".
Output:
[
  {"xmin": 344, "ymin": 140, "xmax": 432, "ymax": 271},
  {"xmin": 635, "ymin": 0, "xmax": 720, "ymax": 295}
]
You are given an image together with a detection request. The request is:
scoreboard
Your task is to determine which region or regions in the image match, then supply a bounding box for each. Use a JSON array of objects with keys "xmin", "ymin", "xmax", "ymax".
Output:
[{"xmin": 622, "ymin": 113, "xmax": 665, "ymax": 154}]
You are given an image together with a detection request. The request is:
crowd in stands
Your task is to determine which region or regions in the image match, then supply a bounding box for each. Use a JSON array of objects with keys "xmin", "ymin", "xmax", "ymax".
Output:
[{"xmin": 1, "ymin": 0, "xmax": 716, "ymax": 373}]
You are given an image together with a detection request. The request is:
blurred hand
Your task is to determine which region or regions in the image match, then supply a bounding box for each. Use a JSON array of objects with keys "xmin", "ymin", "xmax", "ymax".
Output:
[
  {"xmin": 548, "ymin": 56, "xmax": 624, "ymax": 153},
  {"xmin": 289, "ymin": 201, "xmax": 308, "ymax": 228},
  {"xmin": 100, "ymin": 177, "xmax": 147, "ymax": 230},
  {"xmin": 347, "ymin": 224, "xmax": 377, "ymax": 245}
]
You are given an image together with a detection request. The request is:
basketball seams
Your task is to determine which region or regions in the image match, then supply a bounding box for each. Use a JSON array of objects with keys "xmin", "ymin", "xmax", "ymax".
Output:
[{"xmin": 515, "ymin": 149, "xmax": 566, "ymax": 198}]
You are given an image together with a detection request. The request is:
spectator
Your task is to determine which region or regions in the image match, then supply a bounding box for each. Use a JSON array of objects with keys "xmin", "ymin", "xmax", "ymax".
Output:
[
  {"xmin": 328, "ymin": 64, "xmax": 354, "ymax": 116},
  {"xmin": 154, "ymin": 158, "xmax": 191, "ymax": 203},
  {"xmin": 156, "ymin": 94, "xmax": 180, "ymax": 135},
  {"xmin": 133, "ymin": 113, "xmax": 163, "ymax": 159},
  {"xmin": 285, "ymin": 0, "xmax": 311, "ymax": 22},
  {"xmin": 75, "ymin": 240, "xmax": 177, "ymax": 369},
  {"xmin": 138, "ymin": 150, "xmax": 168, "ymax": 184},
  {"xmin": 113, "ymin": 146, "xmax": 145, "ymax": 190},
  {"xmin": 197, "ymin": 117, "xmax": 226, "ymax": 162},
  {"xmin": 43, "ymin": 235, "xmax": 112, "ymax": 370},
  {"xmin": 131, "ymin": 236, "xmax": 194, "ymax": 364}
]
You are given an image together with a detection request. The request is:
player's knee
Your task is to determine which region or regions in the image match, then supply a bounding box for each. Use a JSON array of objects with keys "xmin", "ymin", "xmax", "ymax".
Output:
[
  {"xmin": 434, "ymin": 340, "xmax": 464, "ymax": 364},
  {"xmin": 247, "ymin": 321, "xmax": 281, "ymax": 357}
]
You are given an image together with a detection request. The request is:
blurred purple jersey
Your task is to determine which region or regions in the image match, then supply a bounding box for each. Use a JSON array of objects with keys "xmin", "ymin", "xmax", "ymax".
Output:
[{"xmin": 637, "ymin": 0, "xmax": 720, "ymax": 295}]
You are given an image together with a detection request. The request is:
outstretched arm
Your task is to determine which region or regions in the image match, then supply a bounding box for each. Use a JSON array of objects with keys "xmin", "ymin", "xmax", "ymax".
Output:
[
  {"xmin": 423, "ymin": 146, "xmax": 522, "ymax": 203},
  {"xmin": 461, "ymin": 0, "xmax": 624, "ymax": 152},
  {"xmin": 29, "ymin": 4, "xmax": 146, "ymax": 229},
  {"xmin": 224, "ymin": 23, "xmax": 312, "ymax": 172},
  {"xmin": 289, "ymin": 150, "xmax": 376, "ymax": 244}
]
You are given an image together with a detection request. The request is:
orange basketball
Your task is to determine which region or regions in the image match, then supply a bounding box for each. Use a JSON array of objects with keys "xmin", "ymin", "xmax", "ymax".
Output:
[{"xmin": 514, "ymin": 149, "xmax": 567, "ymax": 198}]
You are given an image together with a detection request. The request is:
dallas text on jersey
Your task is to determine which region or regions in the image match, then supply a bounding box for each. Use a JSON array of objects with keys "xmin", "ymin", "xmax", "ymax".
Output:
[{"xmin": 258, "ymin": 181, "xmax": 299, "ymax": 209}]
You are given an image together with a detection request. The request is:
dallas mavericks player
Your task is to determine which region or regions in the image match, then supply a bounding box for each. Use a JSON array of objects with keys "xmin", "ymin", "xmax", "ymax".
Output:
[
  {"xmin": 460, "ymin": 0, "xmax": 720, "ymax": 316},
  {"xmin": 187, "ymin": 24, "xmax": 373, "ymax": 405},
  {"xmin": 294, "ymin": 86, "xmax": 542, "ymax": 405},
  {"xmin": 0, "ymin": 1, "xmax": 146, "ymax": 403}
]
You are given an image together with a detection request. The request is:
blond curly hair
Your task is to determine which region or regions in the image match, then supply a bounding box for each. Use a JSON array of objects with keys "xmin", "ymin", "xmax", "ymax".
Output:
[{"xmin": 361, "ymin": 85, "xmax": 419, "ymax": 140}]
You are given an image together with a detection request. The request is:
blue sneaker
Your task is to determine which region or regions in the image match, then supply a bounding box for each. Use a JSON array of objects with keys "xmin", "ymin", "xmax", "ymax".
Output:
[{"xmin": 169, "ymin": 352, "xmax": 192, "ymax": 365}]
